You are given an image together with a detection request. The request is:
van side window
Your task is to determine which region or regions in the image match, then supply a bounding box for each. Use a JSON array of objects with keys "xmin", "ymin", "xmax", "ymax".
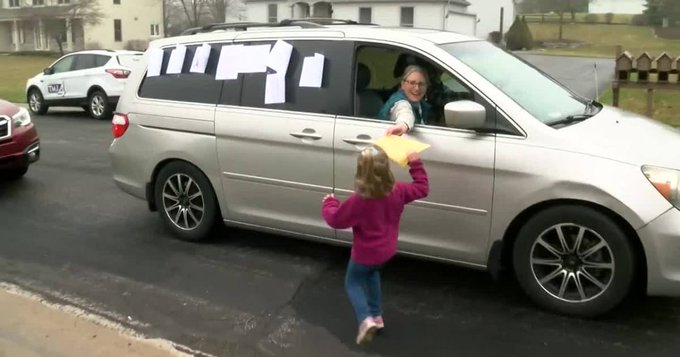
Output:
[
  {"xmin": 239, "ymin": 40, "xmax": 353, "ymax": 116},
  {"xmin": 138, "ymin": 44, "xmax": 237, "ymax": 105},
  {"xmin": 354, "ymin": 44, "xmax": 517, "ymax": 133}
]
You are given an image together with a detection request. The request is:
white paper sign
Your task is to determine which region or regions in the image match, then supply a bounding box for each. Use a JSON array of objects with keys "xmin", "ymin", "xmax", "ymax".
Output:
[
  {"xmin": 166, "ymin": 44, "xmax": 187, "ymax": 74},
  {"xmin": 146, "ymin": 48, "xmax": 164, "ymax": 77},
  {"xmin": 190, "ymin": 44, "xmax": 211, "ymax": 74},
  {"xmin": 265, "ymin": 73, "xmax": 286, "ymax": 104},
  {"xmin": 238, "ymin": 44, "xmax": 271, "ymax": 73},
  {"xmin": 267, "ymin": 40, "xmax": 293, "ymax": 75},
  {"xmin": 299, "ymin": 53, "xmax": 325, "ymax": 88},
  {"xmin": 216, "ymin": 44, "xmax": 242, "ymax": 80}
]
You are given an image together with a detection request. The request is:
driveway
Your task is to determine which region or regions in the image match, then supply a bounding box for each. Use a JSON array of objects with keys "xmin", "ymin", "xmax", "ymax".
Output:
[{"xmin": 517, "ymin": 54, "xmax": 615, "ymax": 100}]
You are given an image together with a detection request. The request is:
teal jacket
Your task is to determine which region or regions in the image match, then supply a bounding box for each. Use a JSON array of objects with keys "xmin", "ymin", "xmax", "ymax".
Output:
[{"xmin": 377, "ymin": 90, "xmax": 431, "ymax": 126}]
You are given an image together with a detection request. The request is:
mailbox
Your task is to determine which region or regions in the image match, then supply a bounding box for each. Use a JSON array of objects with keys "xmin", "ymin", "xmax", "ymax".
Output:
[
  {"xmin": 656, "ymin": 52, "xmax": 673, "ymax": 82},
  {"xmin": 616, "ymin": 51, "xmax": 633, "ymax": 81},
  {"xmin": 636, "ymin": 52, "xmax": 653, "ymax": 81}
]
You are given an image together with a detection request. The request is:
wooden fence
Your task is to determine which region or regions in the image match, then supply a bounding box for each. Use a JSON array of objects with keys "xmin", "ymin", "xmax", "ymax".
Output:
[{"xmin": 613, "ymin": 46, "xmax": 680, "ymax": 117}]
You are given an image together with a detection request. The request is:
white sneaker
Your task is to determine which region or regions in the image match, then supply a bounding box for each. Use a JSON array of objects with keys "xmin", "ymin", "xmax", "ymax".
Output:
[
  {"xmin": 356, "ymin": 317, "xmax": 378, "ymax": 344},
  {"xmin": 372, "ymin": 316, "xmax": 384, "ymax": 330}
]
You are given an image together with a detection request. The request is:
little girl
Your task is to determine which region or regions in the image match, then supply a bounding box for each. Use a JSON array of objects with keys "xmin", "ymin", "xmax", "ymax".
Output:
[{"xmin": 321, "ymin": 145, "xmax": 429, "ymax": 344}]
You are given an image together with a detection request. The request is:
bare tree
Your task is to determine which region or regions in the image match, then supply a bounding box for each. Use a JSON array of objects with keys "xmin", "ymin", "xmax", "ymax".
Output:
[
  {"xmin": 204, "ymin": 0, "xmax": 228, "ymax": 23},
  {"xmin": 178, "ymin": 0, "xmax": 207, "ymax": 27},
  {"xmin": 23, "ymin": 0, "xmax": 104, "ymax": 55}
]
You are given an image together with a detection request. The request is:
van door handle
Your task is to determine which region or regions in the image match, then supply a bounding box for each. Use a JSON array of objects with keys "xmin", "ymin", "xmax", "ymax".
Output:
[
  {"xmin": 342, "ymin": 135, "xmax": 373, "ymax": 145},
  {"xmin": 290, "ymin": 129, "xmax": 322, "ymax": 140}
]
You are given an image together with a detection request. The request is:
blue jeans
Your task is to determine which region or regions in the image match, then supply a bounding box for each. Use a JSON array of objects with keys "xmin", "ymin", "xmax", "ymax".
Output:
[{"xmin": 345, "ymin": 259, "xmax": 382, "ymax": 325}]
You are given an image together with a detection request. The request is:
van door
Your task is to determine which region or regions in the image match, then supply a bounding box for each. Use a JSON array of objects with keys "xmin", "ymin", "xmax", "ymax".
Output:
[
  {"xmin": 215, "ymin": 39, "xmax": 354, "ymax": 238},
  {"xmin": 334, "ymin": 43, "xmax": 498, "ymax": 265}
]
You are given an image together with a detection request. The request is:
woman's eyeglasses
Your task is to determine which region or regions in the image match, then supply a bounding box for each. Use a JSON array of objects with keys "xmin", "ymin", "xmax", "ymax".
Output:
[{"xmin": 403, "ymin": 79, "xmax": 428, "ymax": 88}]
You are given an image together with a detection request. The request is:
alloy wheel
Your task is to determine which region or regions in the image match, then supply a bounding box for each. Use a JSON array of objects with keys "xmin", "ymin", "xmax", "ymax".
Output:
[
  {"xmin": 530, "ymin": 223, "xmax": 615, "ymax": 303},
  {"xmin": 91, "ymin": 94, "xmax": 105, "ymax": 117},
  {"xmin": 29, "ymin": 92, "xmax": 41, "ymax": 113},
  {"xmin": 161, "ymin": 173, "xmax": 205, "ymax": 231}
]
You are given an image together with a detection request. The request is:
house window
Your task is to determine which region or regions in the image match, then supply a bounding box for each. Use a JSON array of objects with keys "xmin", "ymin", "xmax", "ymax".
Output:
[
  {"xmin": 9, "ymin": 0, "xmax": 21, "ymax": 7},
  {"xmin": 57, "ymin": 0, "xmax": 71, "ymax": 4},
  {"xmin": 114, "ymin": 19, "xmax": 122, "ymax": 42},
  {"xmin": 150, "ymin": 24, "xmax": 160, "ymax": 36},
  {"xmin": 359, "ymin": 7, "xmax": 371, "ymax": 24},
  {"xmin": 400, "ymin": 7, "xmax": 414, "ymax": 27},
  {"xmin": 32, "ymin": 0, "xmax": 45, "ymax": 5},
  {"xmin": 114, "ymin": 0, "xmax": 121, "ymax": 4},
  {"xmin": 268, "ymin": 4, "xmax": 277, "ymax": 23}
]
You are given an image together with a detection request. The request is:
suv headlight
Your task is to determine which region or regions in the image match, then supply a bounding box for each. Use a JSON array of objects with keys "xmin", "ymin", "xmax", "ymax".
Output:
[
  {"xmin": 12, "ymin": 107, "xmax": 32, "ymax": 127},
  {"xmin": 642, "ymin": 165, "xmax": 680, "ymax": 209}
]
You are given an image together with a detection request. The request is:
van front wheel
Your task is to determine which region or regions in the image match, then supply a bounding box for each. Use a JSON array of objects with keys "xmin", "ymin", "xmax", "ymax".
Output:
[
  {"xmin": 513, "ymin": 205, "xmax": 635, "ymax": 317},
  {"xmin": 154, "ymin": 162, "xmax": 219, "ymax": 241}
]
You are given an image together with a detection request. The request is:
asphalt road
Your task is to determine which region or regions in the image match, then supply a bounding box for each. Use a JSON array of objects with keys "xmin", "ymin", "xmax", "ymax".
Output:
[
  {"xmin": 1, "ymin": 109, "xmax": 679, "ymax": 357},
  {"xmin": 517, "ymin": 54, "xmax": 615, "ymax": 100}
]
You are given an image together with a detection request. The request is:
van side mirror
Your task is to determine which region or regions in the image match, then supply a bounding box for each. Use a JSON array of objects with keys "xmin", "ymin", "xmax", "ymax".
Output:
[
  {"xmin": 444, "ymin": 100, "xmax": 486, "ymax": 130},
  {"xmin": 43, "ymin": 67, "xmax": 54, "ymax": 75}
]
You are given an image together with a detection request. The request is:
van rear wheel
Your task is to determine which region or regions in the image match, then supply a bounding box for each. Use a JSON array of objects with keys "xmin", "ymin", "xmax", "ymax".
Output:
[
  {"xmin": 512, "ymin": 205, "xmax": 636, "ymax": 317},
  {"xmin": 154, "ymin": 162, "xmax": 219, "ymax": 241}
]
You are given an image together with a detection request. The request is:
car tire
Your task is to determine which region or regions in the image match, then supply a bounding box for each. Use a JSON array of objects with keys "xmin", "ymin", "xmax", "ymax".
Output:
[
  {"xmin": 154, "ymin": 162, "xmax": 219, "ymax": 241},
  {"xmin": 512, "ymin": 205, "xmax": 635, "ymax": 317},
  {"xmin": 3, "ymin": 166, "xmax": 28, "ymax": 180},
  {"xmin": 27, "ymin": 89, "xmax": 48, "ymax": 115},
  {"xmin": 88, "ymin": 90, "xmax": 112, "ymax": 120}
]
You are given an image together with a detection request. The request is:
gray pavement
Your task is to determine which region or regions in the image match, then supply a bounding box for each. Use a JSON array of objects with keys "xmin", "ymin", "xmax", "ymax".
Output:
[
  {"xmin": 1, "ymin": 111, "xmax": 679, "ymax": 357},
  {"xmin": 518, "ymin": 53, "xmax": 615, "ymax": 100}
]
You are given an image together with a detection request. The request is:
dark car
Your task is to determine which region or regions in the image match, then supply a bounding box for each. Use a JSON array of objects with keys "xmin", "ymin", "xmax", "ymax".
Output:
[{"xmin": 0, "ymin": 99, "xmax": 40, "ymax": 179}]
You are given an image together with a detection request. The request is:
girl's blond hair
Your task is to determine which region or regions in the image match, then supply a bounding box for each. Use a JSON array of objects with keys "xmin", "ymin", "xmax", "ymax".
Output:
[{"xmin": 354, "ymin": 145, "xmax": 395, "ymax": 199}]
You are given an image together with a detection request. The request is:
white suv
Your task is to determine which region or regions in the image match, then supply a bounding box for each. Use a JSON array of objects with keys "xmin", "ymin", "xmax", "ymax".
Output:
[{"xmin": 25, "ymin": 50, "xmax": 142, "ymax": 120}]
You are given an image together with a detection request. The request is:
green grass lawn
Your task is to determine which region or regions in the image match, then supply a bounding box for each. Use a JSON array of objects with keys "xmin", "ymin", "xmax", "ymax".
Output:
[
  {"xmin": 527, "ymin": 23, "xmax": 680, "ymax": 58},
  {"xmin": 599, "ymin": 87, "xmax": 680, "ymax": 127},
  {"xmin": 0, "ymin": 54, "xmax": 57, "ymax": 103}
]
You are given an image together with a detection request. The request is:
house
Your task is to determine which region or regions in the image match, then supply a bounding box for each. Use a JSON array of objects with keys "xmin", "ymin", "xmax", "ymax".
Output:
[
  {"xmin": 0, "ymin": 0, "xmax": 164, "ymax": 53},
  {"xmin": 243, "ymin": 0, "xmax": 516, "ymax": 39},
  {"xmin": 589, "ymin": 0, "xmax": 645, "ymax": 15}
]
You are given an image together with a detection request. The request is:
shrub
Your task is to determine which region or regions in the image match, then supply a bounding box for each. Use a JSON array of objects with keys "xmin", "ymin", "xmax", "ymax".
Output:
[
  {"xmin": 85, "ymin": 41, "xmax": 102, "ymax": 50},
  {"xmin": 521, "ymin": 16, "xmax": 534, "ymax": 50},
  {"xmin": 604, "ymin": 12, "xmax": 615, "ymax": 24},
  {"xmin": 631, "ymin": 14, "xmax": 648, "ymax": 26},
  {"xmin": 124, "ymin": 40, "xmax": 148, "ymax": 51},
  {"xmin": 585, "ymin": 13, "xmax": 600, "ymax": 24},
  {"xmin": 487, "ymin": 31, "xmax": 503, "ymax": 45},
  {"xmin": 505, "ymin": 16, "xmax": 533, "ymax": 50}
]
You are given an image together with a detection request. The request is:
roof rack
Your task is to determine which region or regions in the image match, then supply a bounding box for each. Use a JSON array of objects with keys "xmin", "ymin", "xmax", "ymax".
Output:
[{"xmin": 180, "ymin": 18, "xmax": 373, "ymax": 35}]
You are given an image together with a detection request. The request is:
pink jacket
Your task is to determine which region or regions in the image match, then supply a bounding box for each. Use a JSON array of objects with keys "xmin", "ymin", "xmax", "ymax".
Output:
[{"xmin": 322, "ymin": 160, "xmax": 429, "ymax": 265}]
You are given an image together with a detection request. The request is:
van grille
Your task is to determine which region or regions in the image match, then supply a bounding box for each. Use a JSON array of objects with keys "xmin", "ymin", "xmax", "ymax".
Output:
[{"xmin": 0, "ymin": 116, "xmax": 10, "ymax": 141}]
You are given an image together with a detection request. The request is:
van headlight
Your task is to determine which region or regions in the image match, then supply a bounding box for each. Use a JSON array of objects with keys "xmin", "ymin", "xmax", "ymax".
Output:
[
  {"xmin": 12, "ymin": 107, "xmax": 32, "ymax": 127},
  {"xmin": 642, "ymin": 165, "xmax": 680, "ymax": 209}
]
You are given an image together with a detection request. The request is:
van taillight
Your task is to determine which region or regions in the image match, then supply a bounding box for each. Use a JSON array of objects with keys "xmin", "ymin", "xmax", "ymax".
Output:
[
  {"xmin": 112, "ymin": 113, "xmax": 129, "ymax": 138},
  {"xmin": 106, "ymin": 69, "xmax": 131, "ymax": 79}
]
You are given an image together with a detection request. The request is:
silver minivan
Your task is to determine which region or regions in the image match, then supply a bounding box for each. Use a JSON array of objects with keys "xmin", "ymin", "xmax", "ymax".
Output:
[{"xmin": 109, "ymin": 20, "xmax": 680, "ymax": 317}]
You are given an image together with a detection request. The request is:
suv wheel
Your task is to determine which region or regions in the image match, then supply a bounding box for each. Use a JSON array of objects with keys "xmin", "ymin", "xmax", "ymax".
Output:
[
  {"xmin": 88, "ymin": 90, "xmax": 112, "ymax": 120},
  {"xmin": 27, "ymin": 89, "xmax": 48, "ymax": 115},
  {"xmin": 154, "ymin": 162, "xmax": 219, "ymax": 241},
  {"xmin": 513, "ymin": 205, "xmax": 635, "ymax": 317}
]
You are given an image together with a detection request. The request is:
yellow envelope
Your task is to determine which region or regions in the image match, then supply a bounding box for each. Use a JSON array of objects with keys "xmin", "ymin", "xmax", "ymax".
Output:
[{"xmin": 374, "ymin": 135, "xmax": 431, "ymax": 167}]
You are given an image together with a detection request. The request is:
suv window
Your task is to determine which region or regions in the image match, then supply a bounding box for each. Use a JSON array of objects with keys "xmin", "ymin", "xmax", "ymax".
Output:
[
  {"xmin": 354, "ymin": 44, "xmax": 518, "ymax": 134},
  {"xmin": 239, "ymin": 40, "xmax": 353, "ymax": 116},
  {"xmin": 51, "ymin": 55, "xmax": 75, "ymax": 73},
  {"xmin": 95, "ymin": 54, "xmax": 112, "ymax": 67},
  {"xmin": 73, "ymin": 54, "xmax": 97, "ymax": 70},
  {"xmin": 116, "ymin": 54, "xmax": 140, "ymax": 68},
  {"xmin": 138, "ymin": 44, "xmax": 226, "ymax": 105}
]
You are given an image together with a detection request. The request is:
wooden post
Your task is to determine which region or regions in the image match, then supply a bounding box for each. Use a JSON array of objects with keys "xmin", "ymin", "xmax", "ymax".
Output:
[{"xmin": 646, "ymin": 88, "xmax": 654, "ymax": 117}]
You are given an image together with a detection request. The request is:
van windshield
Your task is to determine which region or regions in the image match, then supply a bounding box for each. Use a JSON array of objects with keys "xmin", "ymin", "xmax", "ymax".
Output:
[{"xmin": 439, "ymin": 41, "xmax": 593, "ymax": 126}]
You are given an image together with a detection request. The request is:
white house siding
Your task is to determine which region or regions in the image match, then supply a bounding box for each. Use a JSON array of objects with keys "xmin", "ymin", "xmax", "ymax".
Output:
[
  {"xmin": 83, "ymin": 0, "xmax": 164, "ymax": 50},
  {"xmin": 245, "ymin": 1, "xmax": 514, "ymax": 38},
  {"xmin": 589, "ymin": 0, "xmax": 645, "ymax": 14},
  {"xmin": 467, "ymin": 0, "xmax": 514, "ymax": 38},
  {"xmin": 333, "ymin": 2, "xmax": 447, "ymax": 29}
]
